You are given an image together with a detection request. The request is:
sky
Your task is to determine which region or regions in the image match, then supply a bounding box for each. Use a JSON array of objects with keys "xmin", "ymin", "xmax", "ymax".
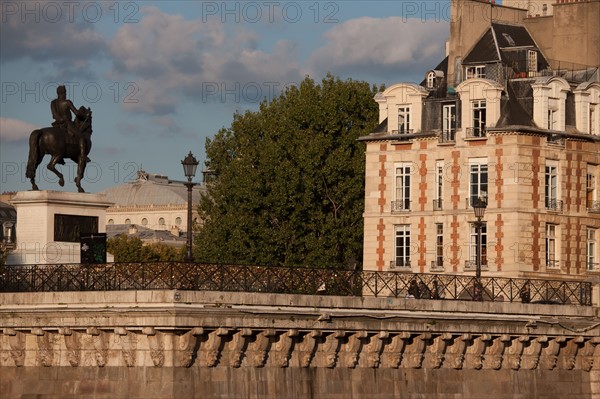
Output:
[{"xmin": 0, "ymin": 0, "xmax": 455, "ymax": 194}]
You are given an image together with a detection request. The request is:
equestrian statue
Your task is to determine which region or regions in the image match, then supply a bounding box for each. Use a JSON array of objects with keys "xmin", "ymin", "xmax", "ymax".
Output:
[{"xmin": 26, "ymin": 85, "xmax": 93, "ymax": 193}]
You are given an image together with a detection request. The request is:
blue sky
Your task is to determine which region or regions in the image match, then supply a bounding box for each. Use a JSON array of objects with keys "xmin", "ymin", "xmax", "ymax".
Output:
[{"xmin": 1, "ymin": 0, "xmax": 453, "ymax": 193}]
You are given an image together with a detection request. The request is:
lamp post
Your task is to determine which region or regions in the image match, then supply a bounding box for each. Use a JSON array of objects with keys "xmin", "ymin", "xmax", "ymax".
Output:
[
  {"xmin": 181, "ymin": 151, "xmax": 199, "ymax": 263},
  {"xmin": 472, "ymin": 196, "xmax": 487, "ymax": 300}
]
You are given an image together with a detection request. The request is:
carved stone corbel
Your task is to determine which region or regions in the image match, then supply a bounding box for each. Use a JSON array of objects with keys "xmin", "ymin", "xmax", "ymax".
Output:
[
  {"xmin": 423, "ymin": 333, "xmax": 452, "ymax": 369},
  {"xmin": 316, "ymin": 331, "xmax": 344, "ymax": 368},
  {"xmin": 199, "ymin": 328, "xmax": 228, "ymax": 367},
  {"xmin": 62, "ymin": 328, "xmax": 81, "ymax": 367},
  {"xmin": 591, "ymin": 337, "xmax": 600, "ymax": 371},
  {"xmin": 297, "ymin": 330, "xmax": 322, "ymax": 368},
  {"xmin": 483, "ymin": 334, "xmax": 510, "ymax": 370},
  {"xmin": 226, "ymin": 328, "xmax": 252, "ymax": 368},
  {"xmin": 143, "ymin": 328, "xmax": 164, "ymax": 368},
  {"xmin": 116, "ymin": 330, "xmax": 137, "ymax": 367},
  {"xmin": 87, "ymin": 328, "xmax": 108, "ymax": 367},
  {"xmin": 362, "ymin": 331, "xmax": 388, "ymax": 368},
  {"xmin": 559, "ymin": 336, "xmax": 583, "ymax": 370},
  {"xmin": 403, "ymin": 333, "xmax": 431, "ymax": 369},
  {"xmin": 540, "ymin": 336, "xmax": 565, "ymax": 370},
  {"xmin": 269, "ymin": 329, "xmax": 297, "ymax": 368},
  {"xmin": 521, "ymin": 336, "xmax": 547, "ymax": 370},
  {"xmin": 35, "ymin": 329, "xmax": 55, "ymax": 367},
  {"xmin": 381, "ymin": 332, "xmax": 411, "ymax": 369},
  {"xmin": 505, "ymin": 335, "xmax": 529, "ymax": 370},
  {"xmin": 246, "ymin": 329, "xmax": 275, "ymax": 368},
  {"xmin": 577, "ymin": 337, "xmax": 598, "ymax": 372},
  {"xmin": 465, "ymin": 334, "xmax": 491, "ymax": 370},
  {"xmin": 340, "ymin": 331, "xmax": 367, "ymax": 368},
  {"xmin": 6, "ymin": 329, "xmax": 25, "ymax": 367},
  {"xmin": 443, "ymin": 334, "xmax": 471, "ymax": 370},
  {"xmin": 177, "ymin": 328, "xmax": 204, "ymax": 368}
]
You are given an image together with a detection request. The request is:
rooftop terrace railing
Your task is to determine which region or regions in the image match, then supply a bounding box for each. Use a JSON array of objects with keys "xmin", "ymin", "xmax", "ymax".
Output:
[{"xmin": 0, "ymin": 262, "xmax": 593, "ymax": 306}]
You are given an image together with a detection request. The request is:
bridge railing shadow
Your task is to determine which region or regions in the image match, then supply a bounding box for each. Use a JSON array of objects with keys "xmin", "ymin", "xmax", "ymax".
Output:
[{"xmin": 0, "ymin": 262, "xmax": 592, "ymax": 305}]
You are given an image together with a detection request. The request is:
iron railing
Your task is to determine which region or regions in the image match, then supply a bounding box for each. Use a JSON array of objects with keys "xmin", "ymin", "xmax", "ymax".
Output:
[{"xmin": 0, "ymin": 263, "xmax": 592, "ymax": 305}]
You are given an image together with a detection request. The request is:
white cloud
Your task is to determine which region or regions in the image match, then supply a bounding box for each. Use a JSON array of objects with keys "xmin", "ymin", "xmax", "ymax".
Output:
[
  {"xmin": 0, "ymin": 118, "xmax": 40, "ymax": 142},
  {"xmin": 307, "ymin": 17, "xmax": 449, "ymax": 82}
]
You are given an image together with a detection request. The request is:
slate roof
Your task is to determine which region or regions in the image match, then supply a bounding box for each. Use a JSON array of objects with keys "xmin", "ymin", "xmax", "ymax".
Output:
[{"xmin": 106, "ymin": 224, "xmax": 185, "ymax": 246}]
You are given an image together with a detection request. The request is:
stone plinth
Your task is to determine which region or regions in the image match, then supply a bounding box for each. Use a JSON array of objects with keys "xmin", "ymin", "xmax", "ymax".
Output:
[{"xmin": 7, "ymin": 191, "xmax": 112, "ymax": 265}]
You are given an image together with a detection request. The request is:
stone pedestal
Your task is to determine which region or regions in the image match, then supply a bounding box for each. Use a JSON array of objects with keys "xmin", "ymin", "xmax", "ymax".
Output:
[{"xmin": 7, "ymin": 191, "xmax": 113, "ymax": 265}]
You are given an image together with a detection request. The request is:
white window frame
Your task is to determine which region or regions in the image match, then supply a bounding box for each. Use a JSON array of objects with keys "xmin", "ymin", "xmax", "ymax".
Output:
[
  {"xmin": 471, "ymin": 100, "xmax": 487, "ymax": 137},
  {"xmin": 394, "ymin": 225, "xmax": 411, "ymax": 268},
  {"xmin": 546, "ymin": 223, "xmax": 558, "ymax": 268},
  {"xmin": 527, "ymin": 50, "xmax": 538, "ymax": 73},
  {"xmin": 427, "ymin": 71, "xmax": 436, "ymax": 89},
  {"xmin": 466, "ymin": 65, "xmax": 485, "ymax": 79},
  {"xmin": 468, "ymin": 222, "xmax": 487, "ymax": 266},
  {"xmin": 397, "ymin": 106, "xmax": 411, "ymax": 134},
  {"xmin": 590, "ymin": 103, "xmax": 598, "ymax": 135},
  {"xmin": 469, "ymin": 159, "xmax": 488, "ymax": 207},
  {"xmin": 393, "ymin": 163, "xmax": 411, "ymax": 212},
  {"xmin": 434, "ymin": 160, "xmax": 444, "ymax": 210},
  {"xmin": 545, "ymin": 161, "xmax": 559, "ymax": 210},
  {"xmin": 587, "ymin": 228, "xmax": 597, "ymax": 271},
  {"xmin": 442, "ymin": 103, "xmax": 456, "ymax": 141},
  {"xmin": 435, "ymin": 223, "xmax": 444, "ymax": 268}
]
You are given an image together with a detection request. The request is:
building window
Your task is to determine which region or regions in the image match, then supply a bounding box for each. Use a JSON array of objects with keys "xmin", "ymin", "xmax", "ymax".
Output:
[
  {"xmin": 392, "ymin": 163, "xmax": 411, "ymax": 212},
  {"xmin": 393, "ymin": 225, "xmax": 411, "ymax": 268},
  {"xmin": 442, "ymin": 104, "xmax": 456, "ymax": 142},
  {"xmin": 397, "ymin": 106, "xmax": 411, "ymax": 134},
  {"xmin": 468, "ymin": 222, "xmax": 487, "ymax": 268},
  {"xmin": 125, "ymin": 218, "xmax": 131, "ymax": 224},
  {"xmin": 548, "ymin": 106, "xmax": 558, "ymax": 130},
  {"xmin": 587, "ymin": 228, "xmax": 597, "ymax": 271},
  {"xmin": 590, "ymin": 104, "xmax": 598, "ymax": 135},
  {"xmin": 466, "ymin": 65, "xmax": 485, "ymax": 79},
  {"xmin": 107, "ymin": 219, "xmax": 114, "ymax": 225},
  {"xmin": 469, "ymin": 162, "xmax": 488, "ymax": 207},
  {"xmin": 545, "ymin": 162, "xmax": 561, "ymax": 211},
  {"xmin": 435, "ymin": 223, "xmax": 444, "ymax": 269},
  {"xmin": 527, "ymin": 50, "xmax": 538, "ymax": 73},
  {"xmin": 546, "ymin": 224, "xmax": 558, "ymax": 268},
  {"xmin": 470, "ymin": 100, "xmax": 486, "ymax": 137},
  {"xmin": 426, "ymin": 71, "xmax": 436, "ymax": 89},
  {"xmin": 141, "ymin": 218, "xmax": 148, "ymax": 226},
  {"xmin": 175, "ymin": 217, "xmax": 182, "ymax": 226},
  {"xmin": 434, "ymin": 161, "xmax": 444, "ymax": 210},
  {"xmin": 587, "ymin": 167, "xmax": 600, "ymax": 212},
  {"xmin": 158, "ymin": 217, "xmax": 166, "ymax": 226}
]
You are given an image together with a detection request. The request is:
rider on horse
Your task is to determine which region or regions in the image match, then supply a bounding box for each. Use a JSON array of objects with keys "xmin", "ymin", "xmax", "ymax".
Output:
[{"xmin": 51, "ymin": 85, "xmax": 90, "ymax": 163}]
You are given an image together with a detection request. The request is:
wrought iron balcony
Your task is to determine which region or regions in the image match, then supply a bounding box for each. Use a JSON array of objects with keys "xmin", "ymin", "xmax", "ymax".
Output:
[
  {"xmin": 390, "ymin": 260, "xmax": 411, "ymax": 270},
  {"xmin": 465, "ymin": 127, "xmax": 487, "ymax": 139},
  {"xmin": 0, "ymin": 262, "xmax": 592, "ymax": 305},
  {"xmin": 464, "ymin": 260, "xmax": 488, "ymax": 271},
  {"xmin": 433, "ymin": 199, "xmax": 443, "ymax": 211},
  {"xmin": 586, "ymin": 262, "xmax": 599, "ymax": 271},
  {"xmin": 430, "ymin": 260, "xmax": 444, "ymax": 272},
  {"xmin": 545, "ymin": 199, "xmax": 563, "ymax": 212},
  {"xmin": 547, "ymin": 135, "xmax": 565, "ymax": 147},
  {"xmin": 587, "ymin": 200, "xmax": 600, "ymax": 213},
  {"xmin": 546, "ymin": 259, "xmax": 560, "ymax": 269},
  {"xmin": 466, "ymin": 197, "xmax": 488, "ymax": 209},
  {"xmin": 438, "ymin": 130, "xmax": 456, "ymax": 144},
  {"xmin": 391, "ymin": 129, "xmax": 414, "ymax": 135},
  {"xmin": 391, "ymin": 200, "xmax": 411, "ymax": 213}
]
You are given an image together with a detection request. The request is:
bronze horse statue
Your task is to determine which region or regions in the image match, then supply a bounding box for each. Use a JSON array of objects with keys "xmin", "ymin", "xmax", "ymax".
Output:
[{"xmin": 26, "ymin": 107, "xmax": 93, "ymax": 193}]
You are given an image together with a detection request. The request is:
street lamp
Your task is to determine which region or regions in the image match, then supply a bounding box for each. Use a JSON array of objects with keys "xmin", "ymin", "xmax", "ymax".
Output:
[
  {"xmin": 472, "ymin": 196, "xmax": 487, "ymax": 300},
  {"xmin": 181, "ymin": 151, "xmax": 199, "ymax": 262}
]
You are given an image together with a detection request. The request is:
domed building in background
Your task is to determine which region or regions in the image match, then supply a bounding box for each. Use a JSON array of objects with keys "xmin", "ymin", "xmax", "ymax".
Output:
[{"xmin": 100, "ymin": 171, "xmax": 206, "ymax": 245}]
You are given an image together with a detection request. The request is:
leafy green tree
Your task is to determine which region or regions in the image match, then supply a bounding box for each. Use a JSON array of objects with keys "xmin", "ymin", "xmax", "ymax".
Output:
[
  {"xmin": 195, "ymin": 75, "xmax": 381, "ymax": 268},
  {"xmin": 107, "ymin": 234, "xmax": 184, "ymax": 262}
]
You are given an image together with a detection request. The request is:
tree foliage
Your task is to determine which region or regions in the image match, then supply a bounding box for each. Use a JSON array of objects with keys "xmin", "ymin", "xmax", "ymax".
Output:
[
  {"xmin": 107, "ymin": 234, "xmax": 184, "ymax": 262},
  {"xmin": 194, "ymin": 75, "xmax": 381, "ymax": 268}
]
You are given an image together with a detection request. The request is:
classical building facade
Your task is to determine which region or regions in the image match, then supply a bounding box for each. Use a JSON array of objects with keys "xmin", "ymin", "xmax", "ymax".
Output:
[{"xmin": 360, "ymin": 0, "xmax": 600, "ymax": 280}]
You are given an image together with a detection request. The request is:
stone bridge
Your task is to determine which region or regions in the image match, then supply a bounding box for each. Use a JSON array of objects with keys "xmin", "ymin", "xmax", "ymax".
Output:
[{"xmin": 1, "ymin": 290, "xmax": 599, "ymax": 398}]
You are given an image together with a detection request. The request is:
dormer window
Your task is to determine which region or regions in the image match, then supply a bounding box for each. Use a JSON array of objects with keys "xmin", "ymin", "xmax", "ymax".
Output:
[
  {"xmin": 427, "ymin": 71, "xmax": 436, "ymax": 89},
  {"xmin": 471, "ymin": 100, "xmax": 487, "ymax": 137},
  {"xmin": 531, "ymin": 77, "xmax": 569, "ymax": 132},
  {"xmin": 397, "ymin": 107, "xmax": 411, "ymax": 134},
  {"xmin": 528, "ymin": 50, "xmax": 538, "ymax": 74},
  {"xmin": 466, "ymin": 65, "xmax": 485, "ymax": 79}
]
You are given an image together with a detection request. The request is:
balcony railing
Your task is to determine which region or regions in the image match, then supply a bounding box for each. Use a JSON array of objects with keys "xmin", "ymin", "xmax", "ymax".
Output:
[
  {"xmin": 465, "ymin": 127, "xmax": 487, "ymax": 139},
  {"xmin": 438, "ymin": 131, "xmax": 456, "ymax": 144},
  {"xmin": 430, "ymin": 260, "xmax": 444, "ymax": 272},
  {"xmin": 546, "ymin": 199, "xmax": 564, "ymax": 212},
  {"xmin": 587, "ymin": 200, "xmax": 600, "ymax": 213},
  {"xmin": 433, "ymin": 199, "xmax": 443, "ymax": 211},
  {"xmin": 390, "ymin": 260, "xmax": 411, "ymax": 270},
  {"xmin": 547, "ymin": 259, "xmax": 560, "ymax": 269},
  {"xmin": 391, "ymin": 200, "xmax": 411, "ymax": 213},
  {"xmin": 464, "ymin": 260, "xmax": 488, "ymax": 271},
  {"xmin": 586, "ymin": 262, "xmax": 599, "ymax": 271},
  {"xmin": 0, "ymin": 262, "xmax": 591, "ymax": 305},
  {"xmin": 547, "ymin": 135, "xmax": 565, "ymax": 147},
  {"xmin": 466, "ymin": 197, "xmax": 488, "ymax": 209},
  {"xmin": 391, "ymin": 129, "xmax": 414, "ymax": 135}
]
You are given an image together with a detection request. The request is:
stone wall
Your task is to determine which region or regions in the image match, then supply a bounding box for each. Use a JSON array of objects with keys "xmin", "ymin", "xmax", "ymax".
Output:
[{"xmin": 1, "ymin": 291, "xmax": 599, "ymax": 398}]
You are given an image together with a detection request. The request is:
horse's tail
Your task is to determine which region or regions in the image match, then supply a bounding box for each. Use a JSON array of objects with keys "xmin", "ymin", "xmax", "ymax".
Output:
[{"xmin": 26, "ymin": 129, "xmax": 42, "ymax": 179}]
